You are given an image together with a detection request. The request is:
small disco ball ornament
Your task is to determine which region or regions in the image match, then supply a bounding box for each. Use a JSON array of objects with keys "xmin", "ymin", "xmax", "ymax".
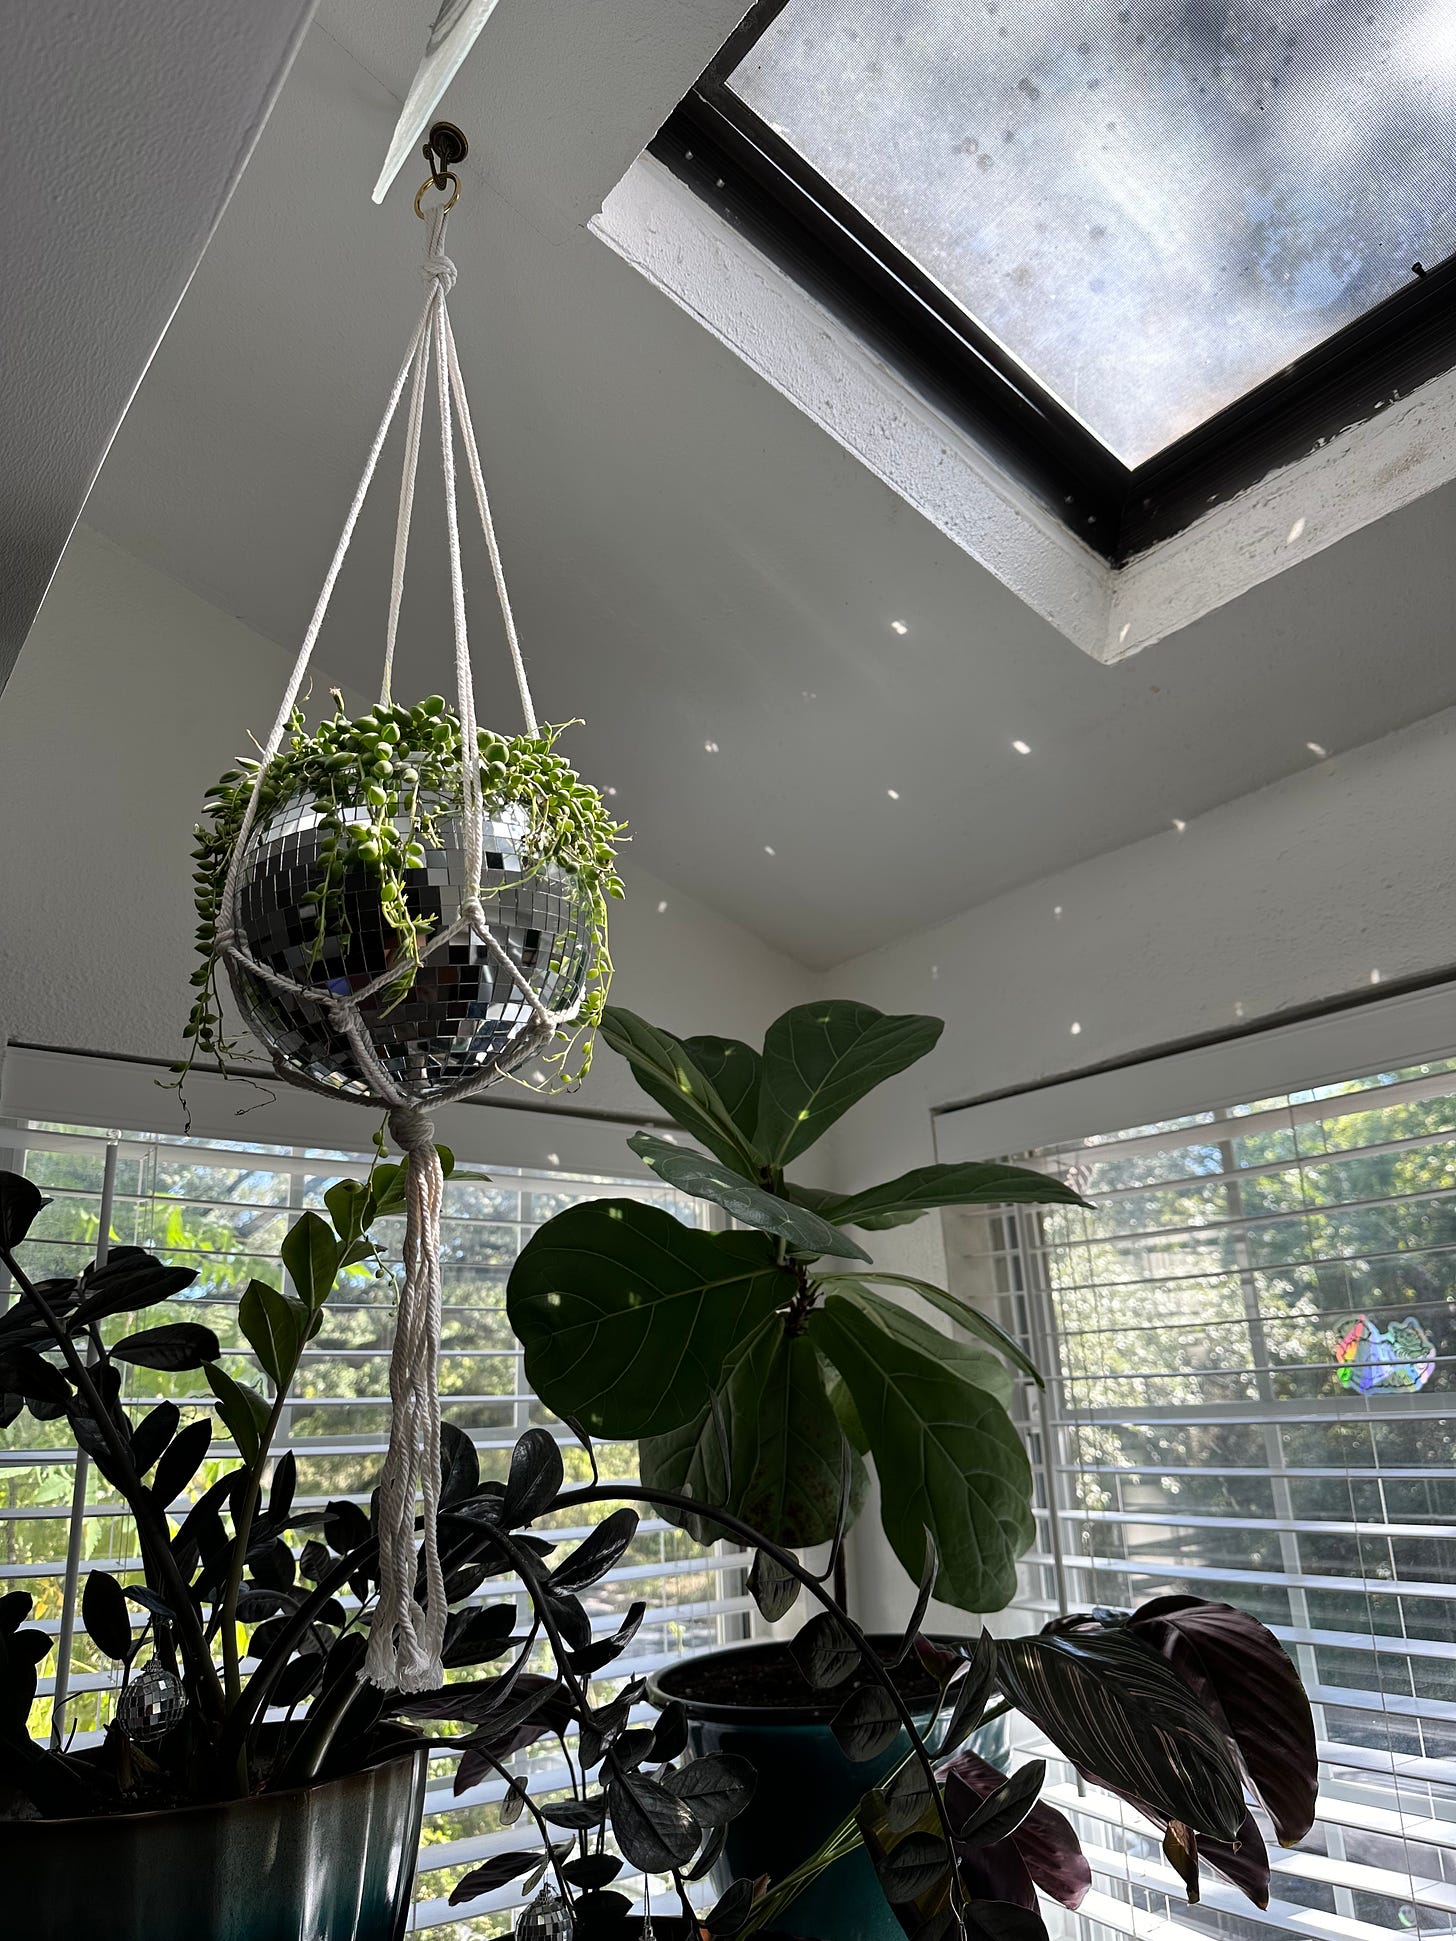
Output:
[
  {"xmin": 116, "ymin": 1661, "xmax": 187, "ymax": 1742},
  {"xmin": 229, "ymin": 794, "xmax": 595, "ymax": 1103},
  {"xmin": 516, "ymin": 1885, "xmax": 574, "ymax": 1941}
]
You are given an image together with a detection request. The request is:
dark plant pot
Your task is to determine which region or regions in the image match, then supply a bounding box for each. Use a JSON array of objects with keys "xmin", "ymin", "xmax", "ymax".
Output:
[
  {"xmin": 649, "ymin": 1639, "xmax": 1007, "ymax": 1941},
  {"xmin": 0, "ymin": 1740, "xmax": 427, "ymax": 1941}
]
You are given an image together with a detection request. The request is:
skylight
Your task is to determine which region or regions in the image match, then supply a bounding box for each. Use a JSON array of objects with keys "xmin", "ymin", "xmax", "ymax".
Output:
[{"xmin": 726, "ymin": 0, "xmax": 1456, "ymax": 466}]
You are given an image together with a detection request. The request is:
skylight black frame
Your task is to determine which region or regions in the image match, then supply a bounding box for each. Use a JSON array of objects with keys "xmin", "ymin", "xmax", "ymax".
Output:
[{"xmin": 649, "ymin": 0, "xmax": 1456, "ymax": 565}]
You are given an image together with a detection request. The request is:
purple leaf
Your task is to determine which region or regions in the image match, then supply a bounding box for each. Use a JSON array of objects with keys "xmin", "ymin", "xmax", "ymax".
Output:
[
  {"xmin": 945, "ymin": 1751, "xmax": 1091, "ymax": 1912},
  {"xmin": 1127, "ymin": 1595, "xmax": 1316, "ymax": 1846}
]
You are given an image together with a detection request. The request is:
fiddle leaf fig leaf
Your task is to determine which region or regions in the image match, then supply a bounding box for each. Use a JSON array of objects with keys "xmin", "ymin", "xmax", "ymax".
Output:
[
  {"xmin": 641, "ymin": 1319, "xmax": 867, "ymax": 1550},
  {"xmin": 817, "ymin": 1161, "xmax": 1091, "ymax": 1230},
  {"xmin": 822, "ymin": 1282, "xmax": 1017, "ymax": 1407},
  {"xmin": 683, "ymin": 1036, "xmax": 763, "ymax": 1146},
  {"xmin": 629, "ymin": 1134, "xmax": 868, "ymax": 1260},
  {"xmin": 812, "ymin": 1294, "xmax": 1034, "ymax": 1615},
  {"xmin": 0, "ymin": 1173, "xmax": 46, "ymax": 1251},
  {"xmin": 507, "ymin": 1201, "xmax": 787, "ymax": 1437},
  {"xmin": 600, "ymin": 1007, "xmax": 764, "ymax": 1177},
  {"xmin": 837, "ymin": 1272, "xmax": 1042, "ymax": 1389},
  {"xmin": 756, "ymin": 1002, "xmax": 943, "ymax": 1167}
]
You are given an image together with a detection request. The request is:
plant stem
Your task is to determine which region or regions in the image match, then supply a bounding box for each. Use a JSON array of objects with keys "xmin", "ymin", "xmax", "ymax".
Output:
[
  {"xmin": 219, "ymin": 1392, "xmax": 289, "ymax": 1710},
  {"xmin": 0, "ymin": 1246, "xmax": 224, "ymax": 1722}
]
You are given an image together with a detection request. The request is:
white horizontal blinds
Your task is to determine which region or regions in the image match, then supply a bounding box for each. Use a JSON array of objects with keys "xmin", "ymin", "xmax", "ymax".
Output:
[
  {"xmin": 942, "ymin": 1052, "xmax": 1456, "ymax": 1941},
  {"xmin": 0, "ymin": 1115, "xmax": 749, "ymax": 1937}
]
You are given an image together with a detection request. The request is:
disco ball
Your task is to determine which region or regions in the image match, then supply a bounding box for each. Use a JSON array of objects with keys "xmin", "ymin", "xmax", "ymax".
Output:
[
  {"xmin": 227, "ymin": 792, "xmax": 596, "ymax": 1103},
  {"xmin": 516, "ymin": 1886, "xmax": 574, "ymax": 1941},
  {"xmin": 116, "ymin": 1661, "xmax": 187, "ymax": 1742}
]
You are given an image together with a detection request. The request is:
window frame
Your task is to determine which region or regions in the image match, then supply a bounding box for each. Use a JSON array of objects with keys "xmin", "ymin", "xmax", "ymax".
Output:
[{"xmin": 652, "ymin": 0, "xmax": 1456, "ymax": 564}]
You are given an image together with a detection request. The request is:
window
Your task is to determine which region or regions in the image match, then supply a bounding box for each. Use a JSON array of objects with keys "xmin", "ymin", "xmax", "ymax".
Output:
[
  {"xmin": 0, "ymin": 1112, "xmax": 748, "ymax": 1938},
  {"xmin": 943, "ymin": 1047, "xmax": 1456, "ymax": 1938},
  {"xmin": 653, "ymin": 0, "xmax": 1456, "ymax": 557}
]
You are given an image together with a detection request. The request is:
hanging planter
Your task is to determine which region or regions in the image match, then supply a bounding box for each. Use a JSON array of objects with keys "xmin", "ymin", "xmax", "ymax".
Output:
[{"xmin": 174, "ymin": 145, "xmax": 622, "ymax": 1694}]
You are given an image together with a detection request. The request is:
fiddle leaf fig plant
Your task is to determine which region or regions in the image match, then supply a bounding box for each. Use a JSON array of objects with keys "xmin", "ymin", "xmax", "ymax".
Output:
[{"xmin": 507, "ymin": 1001, "xmax": 1090, "ymax": 1613}]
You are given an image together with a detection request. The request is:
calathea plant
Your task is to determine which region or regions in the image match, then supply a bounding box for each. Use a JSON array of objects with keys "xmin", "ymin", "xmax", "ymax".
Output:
[{"xmin": 507, "ymin": 1001, "xmax": 1088, "ymax": 1610}]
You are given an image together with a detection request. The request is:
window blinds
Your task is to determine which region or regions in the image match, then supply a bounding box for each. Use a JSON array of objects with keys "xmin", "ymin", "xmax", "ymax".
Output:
[
  {"xmin": 942, "ymin": 1049, "xmax": 1456, "ymax": 1941},
  {"xmin": 0, "ymin": 1112, "xmax": 749, "ymax": 1937}
]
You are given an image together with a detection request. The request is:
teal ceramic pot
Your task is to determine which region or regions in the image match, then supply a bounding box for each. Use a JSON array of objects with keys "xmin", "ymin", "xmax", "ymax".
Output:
[
  {"xmin": 0, "ymin": 1739, "xmax": 427, "ymax": 1941},
  {"xmin": 649, "ymin": 1639, "xmax": 1008, "ymax": 1941}
]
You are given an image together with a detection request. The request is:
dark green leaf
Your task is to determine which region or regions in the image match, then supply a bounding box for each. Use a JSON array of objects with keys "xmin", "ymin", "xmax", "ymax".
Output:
[
  {"xmin": 569, "ymin": 1601, "xmax": 646, "ymax": 1676},
  {"xmin": 821, "ymin": 1162, "xmax": 1091, "ymax": 1230},
  {"xmin": 324, "ymin": 1178, "xmax": 370, "ymax": 1249},
  {"xmin": 600, "ymin": 1007, "xmax": 763, "ymax": 1175},
  {"xmin": 551, "ymin": 1508, "xmax": 639, "ymax": 1593},
  {"xmin": 996, "ymin": 1627, "xmax": 1245, "ymax": 1842},
  {"xmin": 660, "ymin": 1751, "xmax": 755, "ymax": 1826},
  {"xmin": 151, "ymin": 1418, "xmax": 211, "ymax": 1506},
  {"xmin": 792, "ymin": 1612, "xmax": 862, "ymax": 1690},
  {"xmin": 500, "ymin": 1776, "xmax": 528, "ymax": 1827},
  {"xmin": 448, "ymin": 1850, "xmax": 551, "ymax": 1906},
  {"xmin": 0, "ymin": 1347, "xmax": 68, "ymax": 1404},
  {"xmin": 685, "ymin": 1823, "xmax": 728, "ymax": 1883},
  {"xmin": 112, "ymin": 1322, "xmax": 221, "ymax": 1372},
  {"xmin": 269, "ymin": 1449, "xmax": 297, "ymax": 1527},
  {"xmin": 324, "ymin": 1497, "xmax": 371, "ymax": 1554},
  {"xmin": 877, "ymin": 1832, "xmax": 951, "ymax": 1902},
  {"xmin": 0, "ymin": 1173, "xmax": 45, "ymax": 1250},
  {"xmin": 757, "ymin": 1002, "xmax": 943, "ymax": 1167},
  {"xmin": 73, "ymin": 1254, "xmax": 197, "ymax": 1325},
  {"xmin": 886, "ymin": 1530, "xmax": 938, "ymax": 1668},
  {"xmin": 280, "ymin": 1211, "xmax": 340, "ymax": 1312},
  {"xmin": 502, "ymin": 1426, "xmax": 563, "ymax": 1527},
  {"xmin": 812, "ymin": 1294, "xmax": 1034, "ymax": 1613},
  {"xmin": 442, "ymin": 1602, "xmax": 517, "ymax": 1669},
  {"xmin": 204, "ymin": 1363, "xmax": 272, "ymax": 1465},
  {"xmin": 369, "ymin": 1163, "xmax": 409, "ymax": 1223},
  {"xmin": 642, "ymin": 1319, "xmax": 867, "ymax": 1550},
  {"xmin": 609, "ymin": 1768, "xmax": 700, "ymax": 1870},
  {"xmin": 838, "ymin": 1272, "xmax": 1042, "ymax": 1389},
  {"xmin": 747, "ymin": 1548, "xmax": 800, "ymax": 1624},
  {"xmin": 123, "ymin": 1585, "xmax": 174, "ymax": 1622},
  {"xmin": 239, "ymin": 1279, "xmax": 306, "ymax": 1386},
  {"xmin": 955, "ymin": 1760, "xmax": 1046, "ymax": 1848},
  {"xmin": 541, "ymin": 1794, "xmax": 608, "ymax": 1829},
  {"xmin": 940, "ymin": 1630, "xmax": 997, "ymax": 1757},
  {"xmin": 649, "ymin": 1696, "xmax": 688, "ymax": 1763},
  {"xmin": 883, "ymin": 1758, "xmax": 934, "ymax": 1834},
  {"xmin": 832, "ymin": 1684, "xmax": 901, "ymax": 1762},
  {"xmin": 561, "ymin": 1854, "xmax": 622, "ymax": 1890},
  {"xmin": 130, "ymin": 1401, "xmax": 179, "ymax": 1478},
  {"xmin": 82, "ymin": 1570, "xmax": 133, "ymax": 1662},
  {"xmin": 962, "ymin": 1902, "xmax": 1051, "ymax": 1941},
  {"xmin": 705, "ymin": 1877, "xmax": 758, "ymax": 1937},
  {"xmin": 684, "ymin": 1035, "xmax": 763, "ymax": 1145},
  {"xmin": 507, "ymin": 1202, "xmax": 787, "ymax": 1437},
  {"xmin": 629, "ymin": 1133, "xmax": 868, "ymax": 1259},
  {"xmin": 439, "ymin": 1421, "xmax": 480, "ymax": 1507},
  {"xmin": 0, "ymin": 1593, "xmax": 33, "ymax": 1633}
]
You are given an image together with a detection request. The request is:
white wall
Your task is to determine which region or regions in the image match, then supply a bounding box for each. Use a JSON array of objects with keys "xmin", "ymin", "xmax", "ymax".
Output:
[
  {"xmin": 0, "ymin": 528, "xmax": 814, "ymax": 1121},
  {"xmin": 826, "ymin": 700, "xmax": 1456, "ymax": 1626}
]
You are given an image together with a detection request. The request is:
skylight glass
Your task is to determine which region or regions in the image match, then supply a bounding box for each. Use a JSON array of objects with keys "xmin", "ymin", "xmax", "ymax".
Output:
[{"xmin": 728, "ymin": 0, "xmax": 1456, "ymax": 466}]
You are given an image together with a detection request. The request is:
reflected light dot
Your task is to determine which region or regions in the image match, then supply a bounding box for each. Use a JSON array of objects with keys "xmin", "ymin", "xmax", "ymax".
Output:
[
  {"xmin": 1053, "ymin": 904, "xmax": 1063, "ymax": 918},
  {"xmin": 887, "ymin": 788, "xmax": 900, "ymax": 800},
  {"xmin": 764, "ymin": 845, "xmax": 776, "ymax": 856},
  {"xmin": 1118, "ymin": 622, "xmax": 1132, "ymax": 643},
  {"xmin": 1069, "ymin": 1021, "xmax": 1082, "ymax": 1036},
  {"xmin": 1172, "ymin": 818, "xmax": 1186, "ymax": 833},
  {"xmin": 1286, "ymin": 517, "xmax": 1306, "ymax": 545},
  {"xmin": 604, "ymin": 786, "xmax": 618, "ymax": 797},
  {"xmin": 546, "ymin": 1152, "xmax": 560, "ymax": 1168},
  {"xmin": 1307, "ymin": 741, "xmax": 1328, "ymax": 758},
  {"xmin": 1012, "ymin": 739, "xmax": 1032, "ymax": 755},
  {"xmin": 656, "ymin": 900, "xmax": 668, "ymax": 914},
  {"xmin": 890, "ymin": 620, "xmax": 909, "ymax": 635},
  {"xmin": 1370, "ymin": 969, "xmax": 1382, "ymax": 985},
  {"xmin": 704, "ymin": 741, "xmax": 719, "ymax": 754}
]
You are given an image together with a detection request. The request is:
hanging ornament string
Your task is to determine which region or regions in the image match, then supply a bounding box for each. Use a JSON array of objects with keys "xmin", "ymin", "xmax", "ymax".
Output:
[{"xmin": 210, "ymin": 175, "xmax": 579, "ymax": 1692}]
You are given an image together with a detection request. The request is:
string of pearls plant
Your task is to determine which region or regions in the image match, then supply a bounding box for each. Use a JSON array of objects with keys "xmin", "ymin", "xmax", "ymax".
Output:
[{"xmin": 178, "ymin": 692, "xmax": 624, "ymax": 1094}]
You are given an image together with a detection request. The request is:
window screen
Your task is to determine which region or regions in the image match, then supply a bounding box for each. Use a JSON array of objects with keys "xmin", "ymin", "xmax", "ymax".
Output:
[
  {"xmin": 0, "ymin": 1117, "xmax": 750, "ymax": 1937},
  {"xmin": 944, "ymin": 1054, "xmax": 1456, "ymax": 1939}
]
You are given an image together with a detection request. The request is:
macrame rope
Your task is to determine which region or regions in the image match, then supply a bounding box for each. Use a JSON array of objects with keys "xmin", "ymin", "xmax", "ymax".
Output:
[{"xmin": 210, "ymin": 198, "xmax": 575, "ymax": 1692}]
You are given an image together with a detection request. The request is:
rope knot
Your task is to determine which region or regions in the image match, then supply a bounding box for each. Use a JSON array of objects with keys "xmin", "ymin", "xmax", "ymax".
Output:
[
  {"xmin": 388, "ymin": 1102, "xmax": 437, "ymax": 1155},
  {"xmin": 420, "ymin": 250, "xmax": 457, "ymax": 296}
]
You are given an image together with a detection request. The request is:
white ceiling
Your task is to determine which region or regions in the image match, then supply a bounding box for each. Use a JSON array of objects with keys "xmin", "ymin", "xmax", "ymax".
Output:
[{"xmin": 76, "ymin": 0, "xmax": 1456, "ymax": 970}]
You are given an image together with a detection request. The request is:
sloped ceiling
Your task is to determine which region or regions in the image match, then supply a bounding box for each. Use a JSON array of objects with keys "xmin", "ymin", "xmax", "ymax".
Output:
[{"xmin": 73, "ymin": 0, "xmax": 1456, "ymax": 968}]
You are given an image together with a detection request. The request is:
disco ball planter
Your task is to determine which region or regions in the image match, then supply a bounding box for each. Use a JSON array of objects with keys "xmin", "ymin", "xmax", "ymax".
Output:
[{"xmin": 180, "ymin": 696, "xmax": 623, "ymax": 1106}]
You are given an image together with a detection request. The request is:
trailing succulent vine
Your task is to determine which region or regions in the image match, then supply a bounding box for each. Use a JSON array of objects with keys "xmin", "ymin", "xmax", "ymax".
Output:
[{"xmin": 178, "ymin": 694, "xmax": 624, "ymax": 1092}]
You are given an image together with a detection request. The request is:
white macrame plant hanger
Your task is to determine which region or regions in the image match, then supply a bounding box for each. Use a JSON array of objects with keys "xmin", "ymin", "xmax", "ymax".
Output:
[{"xmin": 213, "ymin": 187, "xmax": 580, "ymax": 1692}]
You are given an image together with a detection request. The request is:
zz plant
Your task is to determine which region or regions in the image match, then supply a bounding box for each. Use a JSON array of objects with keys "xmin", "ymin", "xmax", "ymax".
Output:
[{"xmin": 507, "ymin": 1001, "xmax": 1088, "ymax": 1611}]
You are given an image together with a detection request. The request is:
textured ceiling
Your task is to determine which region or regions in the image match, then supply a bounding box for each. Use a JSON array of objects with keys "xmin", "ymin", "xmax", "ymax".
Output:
[{"xmin": 77, "ymin": 0, "xmax": 1456, "ymax": 969}]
